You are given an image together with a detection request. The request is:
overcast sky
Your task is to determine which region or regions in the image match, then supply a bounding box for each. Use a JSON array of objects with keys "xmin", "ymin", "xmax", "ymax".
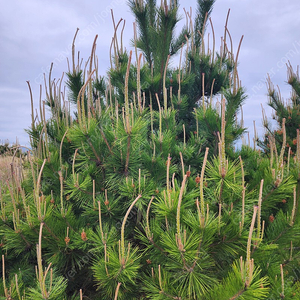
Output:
[{"xmin": 1, "ymin": 0, "xmax": 300, "ymax": 148}]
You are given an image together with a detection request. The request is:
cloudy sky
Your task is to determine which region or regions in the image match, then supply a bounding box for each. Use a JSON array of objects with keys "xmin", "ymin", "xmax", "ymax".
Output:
[{"xmin": 1, "ymin": 0, "xmax": 300, "ymax": 148}]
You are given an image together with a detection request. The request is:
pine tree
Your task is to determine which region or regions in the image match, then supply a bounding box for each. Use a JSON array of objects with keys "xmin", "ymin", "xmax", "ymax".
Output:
[
  {"xmin": 112, "ymin": 0, "xmax": 246, "ymax": 153},
  {"xmin": 260, "ymin": 64, "xmax": 300, "ymax": 168},
  {"xmin": 1, "ymin": 1, "xmax": 300, "ymax": 299}
]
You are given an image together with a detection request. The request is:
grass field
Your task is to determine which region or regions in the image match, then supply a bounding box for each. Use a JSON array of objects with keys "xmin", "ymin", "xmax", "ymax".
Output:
[
  {"xmin": 0, "ymin": 154, "xmax": 26, "ymax": 186},
  {"xmin": 0, "ymin": 155, "xmax": 13, "ymax": 185}
]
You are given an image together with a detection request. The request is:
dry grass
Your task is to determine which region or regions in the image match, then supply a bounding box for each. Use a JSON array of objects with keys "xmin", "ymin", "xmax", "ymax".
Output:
[
  {"xmin": 0, "ymin": 155, "xmax": 13, "ymax": 186},
  {"xmin": 0, "ymin": 155, "xmax": 26, "ymax": 187}
]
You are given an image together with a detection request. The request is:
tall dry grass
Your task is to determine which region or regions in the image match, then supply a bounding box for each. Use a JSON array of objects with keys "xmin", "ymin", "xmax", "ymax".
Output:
[
  {"xmin": 0, "ymin": 155, "xmax": 13, "ymax": 185},
  {"xmin": 0, "ymin": 154, "xmax": 25, "ymax": 187}
]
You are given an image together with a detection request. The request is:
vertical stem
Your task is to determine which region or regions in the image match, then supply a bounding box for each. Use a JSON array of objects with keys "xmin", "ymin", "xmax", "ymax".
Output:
[
  {"xmin": 290, "ymin": 187, "xmax": 297, "ymax": 226},
  {"xmin": 71, "ymin": 28, "xmax": 79, "ymax": 73},
  {"xmin": 37, "ymin": 223, "xmax": 45, "ymax": 295},
  {"xmin": 93, "ymin": 179, "xmax": 95, "ymax": 208},
  {"xmin": 77, "ymin": 99, "xmax": 83, "ymax": 129},
  {"xmin": 240, "ymin": 256, "xmax": 244, "ymax": 282},
  {"xmin": 296, "ymin": 129, "xmax": 300, "ymax": 170},
  {"xmin": 210, "ymin": 79, "xmax": 215, "ymax": 107},
  {"xmin": 2, "ymin": 255, "xmax": 7, "ymax": 297},
  {"xmin": 138, "ymin": 168, "xmax": 141, "ymax": 195},
  {"xmin": 176, "ymin": 175, "xmax": 188, "ymax": 239},
  {"xmin": 257, "ymin": 179, "xmax": 264, "ymax": 243},
  {"xmin": 287, "ymin": 147, "xmax": 291, "ymax": 174},
  {"xmin": 88, "ymin": 35, "xmax": 98, "ymax": 110},
  {"xmin": 245, "ymin": 206, "xmax": 258, "ymax": 287},
  {"xmin": 158, "ymin": 265, "xmax": 163, "ymax": 290},
  {"xmin": 155, "ymin": 94, "xmax": 162, "ymax": 141},
  {"xmin": 26, "ymin": 81, "xmax": 35, "ymax": 131},
  {"xmin": 179, "ymin": 152, "xmax": 185, "ymax": 179},
  {"xmin": 131, "ymin": 102, "xmax": 134, "ymax": 127},
  {"xmin": 42, "ymin": 101, "xmax": 49, "ymax": 156},
  {"xmin": 15, "ymin": 274, "xmax": 21, "ymax": 299},
  {"xmin": 146, "ymin": 197, "xmax": 155, "ymax": 239},
  {"xmin": 58, "ymin": 171, "xmax": 64, "ymax": 216},
  {"xmin": 104, "ymin": 244, "xmax": 109, "ymax": 276},
  {"xmin": 280, "ymin": 264, "xmax": 284, "ymax": 298},
  {"xmin": 124, "ymin": 51, "xmax": 132, "ymax": 133},
  {"xmin": 114, "ymin": 282, "xmax": 122, "ymax": 300},
  {"xmin": 183, "ymin": 124, "xmax": 186, "ymax": 149},
  {"xmin": 239, "ymin": 156, "xmax": 245, "ymax": 189},
  {"xmin": 200, "ymin": 148, "xmax": 209, "ymax": 227},
  {"xmin": 72, "ymin": 149, "xmax": 79, "ymax": 183},
  {"xmin": 209, "ymin": 17, "xmax": 215, "ymax": 63},
  {"xmin": 241, "ymin": 187, "xmax": 245, "ymax": 232},
  {"xmin": 98, "ymin": 200, "xmax": 104, "ymax": 242},
  {"xmin": 177, "ymin": 73, "xmax": 181, "ymax": 103},
  {"xmin": 253, "ymin": 120, "xmax": 257, "ymax": 151},
  {"xmin": 233, "ymin": 35, "xmax": 244, "ymax": 95},
  {"xmin": 247, "ymin": 206, "xmax": 258, "ymax": 262},
  {"xmin": 121, "ymin": 195, "xmax": 142, "ymax": 260},
  {"xmin": 261, "ymin": 220, "xmax": 265, "ymax": 243},
  {"xmin": 36, "ymin": 159, "xmax": 47, "ymax": 221},
  {"xmin": 77, "ymin": 70, "xmax": 96, "ymax": 132},
  {"xmin": 166, "ymin": 155, "xmax": 171, "ymax": 195},
  {"xmin": 59, "ymin": 129, "xmax": 68, "ymax": 169},
  {"xmin": 279, "ymin": 118, "xmax": 286, "ymax": 168},
  {"xmin": 196, "ymin": 198, "xmax": 201, "ymax": 226}
]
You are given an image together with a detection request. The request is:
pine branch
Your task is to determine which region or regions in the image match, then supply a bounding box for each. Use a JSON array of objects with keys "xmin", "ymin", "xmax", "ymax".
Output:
[{"xmin": 194, "ymin": 0, "xmax": 216, "ymax": 47}]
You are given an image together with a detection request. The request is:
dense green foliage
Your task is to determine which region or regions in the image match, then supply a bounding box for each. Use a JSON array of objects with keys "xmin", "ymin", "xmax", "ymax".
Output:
[
  {"xmin": 1, "ymin": 1, "xmax": 300, "ymax": 299},
  {"xmin": 259, "ymin": 64, "xmax": 300, "ymax": 159}
]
